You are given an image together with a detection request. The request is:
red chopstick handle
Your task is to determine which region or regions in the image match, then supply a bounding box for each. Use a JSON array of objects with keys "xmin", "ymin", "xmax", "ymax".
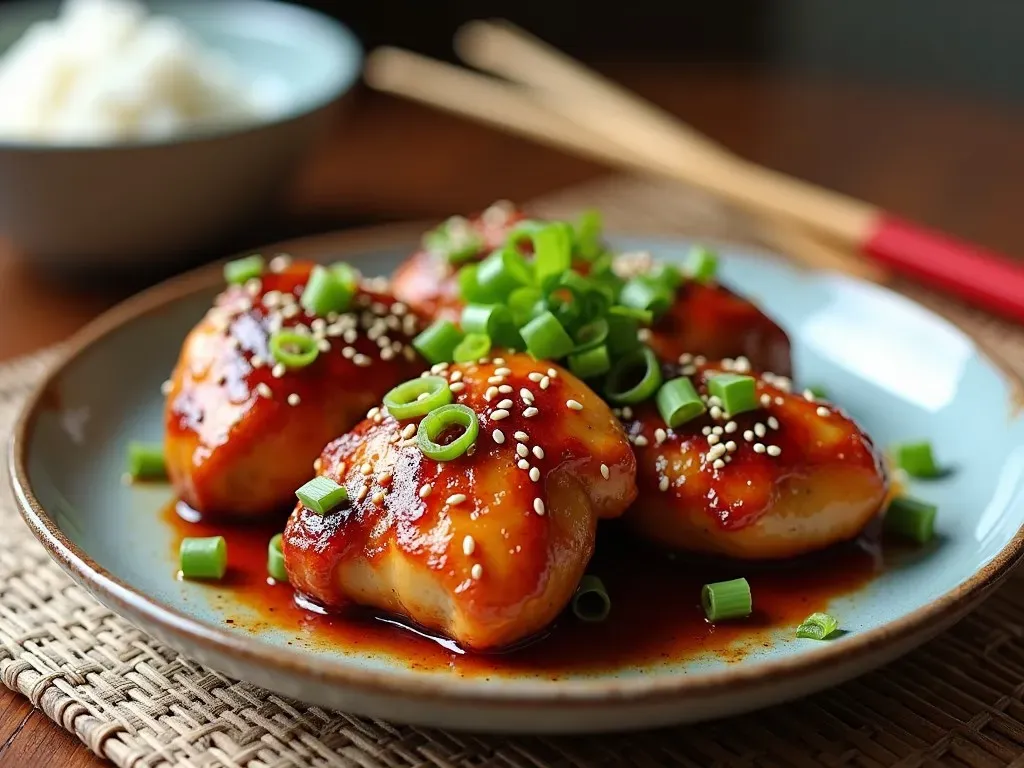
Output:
[{"xmin": 862, "ymin": 214, "xmax": 1024, "ymax": 323}]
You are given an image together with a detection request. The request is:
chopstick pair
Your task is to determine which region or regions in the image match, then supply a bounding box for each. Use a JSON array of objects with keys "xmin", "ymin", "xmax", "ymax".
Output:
[{"xmin": 366, "ymin": 21, "xmax": 1024, "ymax": 323}]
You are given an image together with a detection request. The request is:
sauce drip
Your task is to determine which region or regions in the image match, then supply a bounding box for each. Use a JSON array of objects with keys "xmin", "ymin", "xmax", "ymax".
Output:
[{"xmin": 165, "ymin": 502, "xmax": 883, "ymax": 676}]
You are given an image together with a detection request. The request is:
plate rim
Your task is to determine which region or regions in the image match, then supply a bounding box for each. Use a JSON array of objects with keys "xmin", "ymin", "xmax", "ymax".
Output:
[{"xmin": 10, "ymin": 220, "xmax": 1024, "ymax": 708}]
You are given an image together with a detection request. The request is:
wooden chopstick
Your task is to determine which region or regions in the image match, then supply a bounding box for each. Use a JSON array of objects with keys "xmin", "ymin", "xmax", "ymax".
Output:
[
  {"xmin": 365, "ymin": 47, "xmax": 884, "ymax": 282},
  {"xmin": 454, "ymin": 20, "xmax": 1024, "ymax": 324}
]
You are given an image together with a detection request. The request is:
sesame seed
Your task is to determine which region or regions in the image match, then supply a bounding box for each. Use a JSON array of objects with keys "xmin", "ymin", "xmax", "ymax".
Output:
[
  {"xmin": 679, "ymin": 353, "xmax": 693, "ymax": 364},
  {"xmin": 760, "ymin": 394, "xmax": 772, "ymax": 407},
  {"xmin": 415, "ymin": 392, "xmax": 431, "ymax": 402},
  {"xmin": 707, "ymin": 444, "xmax": 727, "ymax": 461},
  {"xmin": 492, "ymin": 429, "xmax": 506, "ymax": 444},
  {"xmin": 491, "ymin": 409, "xmax": 510, "ymax": 421},
  {"xmin": 767, "ymin": 416, "xmax": 780, "ymax": 430},
  {"xmin": 447, "ymin": 493, "xmax": 467, "ymax": 505},
  {"xmin": 380, "ymin": 348, "xmax": 395, "ymax": 361},
  {"xmin": 754, "ymin": 423, "xmax": 767, "ymax": 438},
  {"xmin": 743, "ymin": 430, "xmax": 754, "ymax": 442},
  {"xmin": 450, "ymin": 382, "xmax": 465, "ymax": 393},
  {"xmin": 709, "ymin": 405, "xmax": 723, "ymax": 420},
  {"xmin": 419, "ymin": 484, "xmax": 432, "ymax": 498},
  {"xmin": 634, "ymin": 435, "xmax": 649, "ymax": 447},
  {"xmin": 516, "ymin": 444, "xmax": 529, "ymax": 458},
  {"xmin": 256, "ymin": 382, "xmax": 272, "ymax": 398},
  {"xmin": 372, "ymin": 491, "xmax": 385, "ymax": 505},
  {"xmin": 341, "ymin": 346, "xmax": 356, "ymax": 359},
  {"xmin": 378, "ymin": 472, "xmax": 392, "ymax": 485},
  {"xmin": 767, "ymin": 445, "xmax": 782, "ymax": 457},
  {"xmin": 497, "ymin": 398, "xmax": 514, "ymax": 409},
  {"xmin": 753, "ymin": 443, "xmax": 767, "ymax": 454},
  {"xmin": 401, "ymin": 423, "xmax": 416, "ymax": 440},
  {"xmin": 529, "ymin": 467, "xmax": 541, "ymax": 482},
  {"xmin": 659, "ymin": 477, "xmax": 670, "ymax": 492},
  {"xmin": 494, "ymin": 367, "xmax": 512, "ymax": 377},
  {"xmin": 566, "ymin": 399, "xmax": 584, "ymax": 411},
  {"xmin": 430, "ymin": 362, "xmax": 449, "ymax": 375},
  {"xmin": 356, "ymin": 485, "xmax": 369, "ymax": 502},
  {"xmin": 775, "ymin": 397, "xmax": 785, "ymax": 406},
  {"xmin": 314, "ymin": 457, "xmax": 323, "ymax": 472},
  {"xmin": 534, "ymin": 498, "xmax": 546, "ymax": 516},
  {"xmin": 600, "ymin": 463, "xmax": 610, "ymax": 480},
  {"xmin": 269, "ymin": 254, "xmax": 291, "ymax": 272},
  {"xmin": 493, "ymin": 357, "xmax": 506, "ymax": 365},
  {"xmin": 528, "ymin": 372, "xmax": 544, "ymax": 383},
  {"xmin": 708, "ymin": 434, "xmax": 720, "ymax": 446},
  {"xmin": 287, "ymin": 393, "xmax": 300, "ymax": 406},
  {"xmin": 724, "ymin": 421, "xmax": 738, "ymax": 434},
  {"xmin": 360, "ymin": 462, "xmax": 373, "ymax": 475},
  {"xmin": 803, "ymin": 389, "xmax": 816, "ymax": 401},
  {"xmin": 540, "ymin": 376, "xmax": 551, "ymax": 390},
  {"xmin": 251, "ymin": 355, "xmax": 265, "ymax": 368},
  {"xmin": 520, "ymin": 389, "xmax": 535, "ymax": 404},
  {"xmin": 523, "ymin": 407, "xmax": 539, "ymax": 418},
  {"xmin": 655, "ymin": 428, "xmax": 667, "ymax": 445},
  {"xmin": 707, "ymin": 395, "xmax": 722, "ymax": 407},
  {"xmin": 517, "ymin": 459, "xmax": 530, "ymax": 470},
  {"xmin": 484, "ymin": 386, "xmax": 499, "ymax": 401},
  {"xmin": 725, "ymin": 441, "xmax": 737, "ymax": 452},
  {"xmin": 734, "ymin": 356, "xmax": 751, "ymax": 373},
  {"xmin": 548, "ymin": 368, "xmax": 558, "ymax": 378},
  {"xmin": 353, "ymin": 354, "xmax": 371, "ymax": 367},
  {"xmin": 160, "ymin": 380, "xmax": 172, "ymax": 395},
  {"xmin": 463, "ymin": 535, "xmax": 476, "ymax": 555},
  {"xmin": 622, "ymin": 407, "xmax": 633, "ymax": 419},
  {"xmin": 449, "ymin": 370, "xmax": 463, "ymax": 382},
  {"xmin": 514, "ymin": 431, "xmax": 530, "ymax": 442},
  {"xmin": 532, "ymin": 446, "xmax": 545, "ymax": 460},
  {"xmin": 701, "ymin": 426, "xmax": 713, "ymax": 436},
  {"xmin": 712, "ymin": 426, "xmax": 724, "ymax": 435},
  {"xmin": 471, "ymin": 563, "xmax": 483, "ymax": 580},
  {"xmin": 712, "ymin": 459, "xmax": 725, "ymax": 470},
  {"xmin": 817, "ymin": 406, "xmax": 831, "ymax": 417},
  {"xmin": 488, "ymin": 375, "xmax": 505, "ymax": 385},
  {"xmin": 367, "ymin": 406, "xmax": 380, "ymax": 419},
  {"xmin": 272, "ymin": 363, "xmax": 286, "ymax": 378}
]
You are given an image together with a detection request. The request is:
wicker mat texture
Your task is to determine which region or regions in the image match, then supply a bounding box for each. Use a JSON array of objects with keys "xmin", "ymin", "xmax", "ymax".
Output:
[{"xmin": 4, "ymin": 176, "xmax": 1024, "ymax": 767}]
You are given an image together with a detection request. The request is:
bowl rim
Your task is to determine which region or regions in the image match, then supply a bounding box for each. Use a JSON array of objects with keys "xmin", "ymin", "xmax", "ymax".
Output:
[
  {"xmin": 9, "ymin": 220, "xmax": 1024, "ymax": 709},
  {"xmin": 0, "ymin": 0, "xmax": 364, "ymax": 152}
]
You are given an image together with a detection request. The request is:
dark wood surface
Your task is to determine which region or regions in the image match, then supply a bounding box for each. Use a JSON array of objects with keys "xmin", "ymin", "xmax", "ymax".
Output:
[{"xmin": 2, "ymin": 65, "xmax": 1024, "ymax": 765}]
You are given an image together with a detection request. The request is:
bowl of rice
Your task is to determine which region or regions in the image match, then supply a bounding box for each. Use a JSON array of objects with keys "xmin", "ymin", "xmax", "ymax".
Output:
[{"xmin": 0, "ymin": 0, "xmax": 362, "ymax": 270}]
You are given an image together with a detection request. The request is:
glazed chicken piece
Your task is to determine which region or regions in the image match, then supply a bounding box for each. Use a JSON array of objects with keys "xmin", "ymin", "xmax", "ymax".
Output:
[
  {"xmin": 282, "ymin": 354, "xmax": 637, "ymax": 650},
  {"xmin": 164, "ymin": 259, "xmax": 425, "ymax": 519},
  {"xmin": 622, "ymin": 359, "xmax": 887, "ymax": 559}
]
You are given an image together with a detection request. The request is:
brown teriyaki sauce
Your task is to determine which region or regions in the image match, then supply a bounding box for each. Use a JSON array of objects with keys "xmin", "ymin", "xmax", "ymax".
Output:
[{"xmin": 165, "ymin": 501, "xmax": 886, "ymax": 675}]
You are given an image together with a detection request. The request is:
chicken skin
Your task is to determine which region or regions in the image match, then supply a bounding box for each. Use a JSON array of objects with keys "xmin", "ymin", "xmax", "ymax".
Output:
[
  {"xmin": 282, "ymin": 354, "xmax": 638, "ymax": 650},
  {"xmin": 622, "ymin": 358, "xmax": 887, "ymax": 559},
  {"xmin": 164, "ymin": 259, "xmax": 425, "ymax": 519}
]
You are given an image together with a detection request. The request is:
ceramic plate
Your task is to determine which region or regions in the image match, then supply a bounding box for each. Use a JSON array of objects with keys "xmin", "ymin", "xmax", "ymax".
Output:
[{"xmin": 11, "ymin": 224, "xmax": 1024, "ymax": 733}]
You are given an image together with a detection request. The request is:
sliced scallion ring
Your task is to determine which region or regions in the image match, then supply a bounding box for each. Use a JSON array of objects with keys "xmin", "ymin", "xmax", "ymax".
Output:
[
  {"xmin": 619, "ymin": 277, "xmax": 673, "ymax": 317},
  {"xmin": 267, "ymin": 533, "xmax": 288, "ymax": 582},
  {"xmin": 300, "ymin": 265, "xmax": 354, "ymax": 316},
  {"xmin": 571, "ymin": 575, "xmax": 611, "ymax": 622},
  {"xmin": 416, "ymin": 404, "xmax": 479, "ymax": 461},
  {"xmin": 520, "ymin": 310, "xmax": 575, "ymax": 360},
  {"xmin": 796, "ymin": 612, "xmax": 839, "ymax": 640},
  {"xmin": 180, "ymin": 536, "xmax": 227, "ymax": 580},
  {"xmin": 604, "ymin": 346, "xmax": 663, "ymax": 404},
  {"xmin": 224, "ymin": 255, "xmax": 264, "ymax": 285},
  {"xmin": 657, "ymin": 377, "xmax": 706, "ymax": 427},
  {"xmin": 453, "ymin": 333, "xmax": 492, "ymax": 363},
  {"xmin": 568, "ymin": 344, "xmax": 611, "ymax": 379},
  {"xmin": 573, "ymin": 209, "xmax": 603, "ymax": 260},
  {"xmin": 295, "ymin": 476, "xmax": 348, "ymax": 515},
  {"xmin": 126, "ymin": 441, "xmax": 167, "ymax": 480},
  {"xmin": 477, "ymin": 247, "xmax": 533, "ymax": 297},
  {"xmin": 383, "ymin": 376, "xmax": 453, "ymax": 420},
  {"xmin": 413, "ymin": 319, "xmax": 464, "ymax": 365},
  {"xmin": 268, "ymin": 330, "xmax": 319, "ymax": 369},
  {"xmin": 573, "ymin": 318, "xmax": 610, "ymax": 352},
  {"xmin": 701, "ymin": 578, "xmax": 752, "ymax": 621}
]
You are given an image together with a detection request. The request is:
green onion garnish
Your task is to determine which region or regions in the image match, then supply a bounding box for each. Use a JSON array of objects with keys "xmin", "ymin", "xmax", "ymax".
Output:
[
  {"xmin": 646, "ymin": 262, "xmax": 684, "ymax": 290},
  {"xmin": 808, "ymin": 384, "xmax": 829, "ymax": 399},
  {"xmin": 477, "ymin": 248, "xmax": 533, "ymax": 297},
  {"xmin": 300, "ymin": 265, "xmax": 354, "ymax": 317},
  {"xmin": 796, "ymin": 612, "xmax": 839, "ymax": 640},
  {"xmin": 126, "ymin": 441, "xmax": 166, "ymax": 480},
  {"xmin": 573, "ymin": 317, "xmax": 610, "ymax": 352},
  {"xmin": 657, "ymin": 377, "xmax": 706, "ymax": 428},
  {"xmin": 461, "ymin": 303, "xmax": 520, "ymax": 347},
  {"xmin": 267, "ymin": 533, "xmax": 288, "ymax": 582},
  {"xmin": 224, "ymin": 255, "xmax": 264, "ymax": 285},
  {"xmin": 707, "ymin": 373, "xmax": 758, "ymax": 417},
  {"xmin": 685, "ymin": 246, "xmax": 718, "ymax": 283},
  {"xmin": 508, "ymin": 286, "xmax": 544, "ymax": 326},
  {"xmin": 568, "ymin": 344, "xmax": 611, "ymax": 379},
  {"xmin": 453, "ymin": 333, "xmax": 492, "ymax": 363},
  {"xmin": 574, "ymin": 209, "xmax": 603, "ymax": 260},
  {"xmin": 423, "ymin": 216, "xmax": 484, "ymax": 264},
  {"xmin": 701, "ymin": 577, "xmax": 752, "ymax": 622},
  {"xmin": 330, "ymin": 262, "xmax": 359, "ymax": 291},
  {"xmin": 413, "ymin": 319, "xmax": 464, "ymax": 365},
  {"xmin": 179, "ymin": 536, "xmax": 227, "ymax": 580},
  {"xmin": 619, "ymin": 277, "xmax": 672, "ymax": 317},
  {"xmin": 571, "ymin": 575, "xmax": 611, "ymax": 622},
  {"xmin": 520, "ymin": 311, "xmax": 575, "ymax": 360},
  {"xmin": 608, "ymin": 304, "xmax": 654, "ymax": 326},
  {"xmin": 295, "ymin": 476, "xmax": 349, "ymax": 515},
  {"xmin": 883, "ymin": 496, "xmax": 937, "ymax": 543},
  {"xmin": 605, "ymin": 346, "xmax": 663, "ymax": 405},
  {"xmin": 383, "ymin": 376, "xmax": 453, "ymax": 420},
  {"xmin": 893, "ymin": 440, "xmax": 939, "ymax": 478},
  {"xmin": 512, "ymin": 221, "xmax": 573, "ymax": 283},
  {"xmin": 268, "ymin": 330, "xmax": 319, "ymax": 369},
  {"xmin": 457, "ymin": 264, "xmax": 497, "ymax": 304},
  {"xmin": 605, "ymin": 313, "xmax": 642, "ymax": 356},
  {"xmin": 416, "ymin": 403, "xmax": 479, "ymax": 461}
]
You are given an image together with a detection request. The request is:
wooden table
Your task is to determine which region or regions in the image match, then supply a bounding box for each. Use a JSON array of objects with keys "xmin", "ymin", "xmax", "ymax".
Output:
[{"xmin": 2, "ymin": 65, "xmax": 1023, "ymax": 765}]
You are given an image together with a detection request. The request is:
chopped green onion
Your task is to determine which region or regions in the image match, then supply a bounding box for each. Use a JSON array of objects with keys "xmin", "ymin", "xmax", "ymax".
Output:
[
  {"xmin": 461, "ymin": 304, "xmax": 519, "ymax": 347},
  {"xmin": 267, "ymin": 533, "xmax": 288, "ymax": 582},
  {"xmin": 568, "ymin": 344, "xmax": 611, "ymax": 379},
  {"xmin": 574, "ymin": 209, "xmax": 603, "ymax": 260},
  {"xmin": 657, "ymin": 377, "xmax": 706, "ymax": 427},
  {"xmin": 707, "ymin": 373, "xmax": 758, "ymax": 417},
  {"xmin": 511, "ymin": 221, "xmax": 573, "ymax": 283},
  {"xmin": 180, "ymin": 536, "xmax": 227, "ymax": 580},
  {"xmin": 685, "ymin": 246, "xmax": 718, "ymax": 283},
  {"xmin": 300, "ymin": 265, "xmax": 354, "ymax": 316},
  {"xmin": 701, "ymin": 577, "xmax": 752, "ymax": 621},
  {"xmin": 413, "ymin": 319, "xmax": 464, "ymax": 365},
  {"xmin": 424, "ymin": 216, "xmax": 484, "ymax": 264},
  {"xmin": 224, "ymin": 255, "xmax": 264, "ymax": 285},
  {"xmin": 619, "ymin": 277, "xmax": 673, "ymax": 317},
  {"xmin": 457, "ymin": 264, "xmax": 497, "ymax": 304},
  {"xmin": 477, "ymin": 247, "xmax": 533, "ymax": 297},
  {"xmin": 571, "ymin": 575, "xmax": 611, "ymax": 622},
  {"xmin": 604, "ymin": 346, "xmax": 663, "ymax": 405},
  {"xmin": 605, "ymin": 313, "xmax": 642, "ymax": 356},
  {"xmin": 268, "ymin": 330, "xmax": 319, "ymax": 369},
  {"xmin": 608, "ymin": 304, "xmax": 654, "ymax": 327},
  {"xmin": 884, "ymin": 496, "xmax": 937, "ymax": 543},
  {"xmin": 330, "ymin": 262, "xmax": 359, "ymax": 291},
  {"xmin": 126, "ymin": 441, "xmax": 166, "ymax": 480},
  {"xmin": 295, "ymin": 476, "xmax": 349, "ymax": 515},
  {"xmin": 796, "ymin": 612, "xmax": 839, "ymax": 640},
  {"xmin": 520, "ymin": 311, "xmax": 576, "ymax": 360},
  {"xmin": 453, "ymin": 333, "xmax": 492, "ymax": 363},
  {"xmin": 893, "ymin": 440, "xmax": 939, "ymax": 478},
  {"xmin": 573, "ymin": 318, "xmax": 609, "ymax": 352},
  {"xmin": 808, "ymin": 384, "xmax": 829, "ymax": 400},
  {"xmin": 646, "ymin": 262, "xmax": 684, "ymax": 290},
  {"xmin": 508, "ymin": 286, "xmax": 544, "ymax": 325},
  {"xmin": 383, "ymin": 376, "xmax": 453, "ymax": 420},
  {"xmin": 417, "ymin": 404, "xmax": 479, "ymax": 461}
]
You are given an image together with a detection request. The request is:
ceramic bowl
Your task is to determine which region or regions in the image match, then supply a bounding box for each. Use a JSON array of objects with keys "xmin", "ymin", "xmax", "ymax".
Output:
[
  {"xmin": 10, "ymin": 225, "xmax": 1024, "ymax": 733},
  {"xmin": 0, "ymin": 0, "xmax": 362, "ymax": 270}
]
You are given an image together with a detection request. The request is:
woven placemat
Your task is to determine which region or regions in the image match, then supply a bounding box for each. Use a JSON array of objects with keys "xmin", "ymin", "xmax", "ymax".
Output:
[{"xmin": 5, "ymin": 176, "xmax": 1024, "ymax": 767}]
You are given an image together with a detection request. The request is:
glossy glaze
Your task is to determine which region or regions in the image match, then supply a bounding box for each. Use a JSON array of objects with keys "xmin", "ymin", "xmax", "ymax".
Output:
[
  {"xmin": 283, "ymin": 354, "xmax": 637, "ymax": 650},
  {"xmin": 164, "ymin": 260, "xmax": 425, "ymax": 518},
  {"xmin": 623, "ymin": 358, "xmax": 888, "ymax": 559}
]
